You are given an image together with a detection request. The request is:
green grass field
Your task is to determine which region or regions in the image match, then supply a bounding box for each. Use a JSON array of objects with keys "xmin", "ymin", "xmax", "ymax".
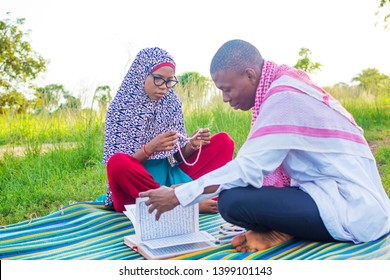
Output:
[{"xmin": 1, "ymin": 91, "xmax": 389, "ymax": 226}]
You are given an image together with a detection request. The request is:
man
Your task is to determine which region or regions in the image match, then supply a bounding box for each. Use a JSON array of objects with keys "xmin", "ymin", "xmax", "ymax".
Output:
[{"xmin": 140, "ymin": 39, "xmax": 390, "ymax": 252}]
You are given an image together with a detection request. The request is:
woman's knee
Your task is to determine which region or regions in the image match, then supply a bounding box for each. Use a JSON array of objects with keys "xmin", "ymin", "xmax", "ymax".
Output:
[
  {"xmin": 212, "ymin": 132, "xmax": 234, "ymax": 146},
  {"xmin": 211, "ymin": 132, "xmax": 235, "ymax": 157},
  {"xmin": 107, "ymin": 153, "xmax": 136, "ymax": 174}
]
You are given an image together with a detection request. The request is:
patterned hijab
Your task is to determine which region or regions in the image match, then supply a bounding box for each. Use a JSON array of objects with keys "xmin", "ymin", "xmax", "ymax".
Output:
[
  {"xmin": 102, "ymin": 47, "xmax": 187, "ymax": 164},
  {"xmin": 252, "ymin": 61, "xmax": 310, "ymax": 187}
]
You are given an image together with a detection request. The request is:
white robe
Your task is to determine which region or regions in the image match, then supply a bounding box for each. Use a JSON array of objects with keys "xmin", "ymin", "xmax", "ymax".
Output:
[{"xmin": 174, "ymin": 74, "xmax": 390, "ymax": 243}]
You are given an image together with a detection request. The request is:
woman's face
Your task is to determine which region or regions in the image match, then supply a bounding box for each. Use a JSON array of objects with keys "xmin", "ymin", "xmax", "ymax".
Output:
[{"xmin": 144, "ymin": 66, "xmax": 176, "ymax": 101}]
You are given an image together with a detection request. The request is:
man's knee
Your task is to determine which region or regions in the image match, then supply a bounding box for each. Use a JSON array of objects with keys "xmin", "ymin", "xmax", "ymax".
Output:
[{"xmin": 218, "ymin": 189, "xmax": 242, "ymax": 221}]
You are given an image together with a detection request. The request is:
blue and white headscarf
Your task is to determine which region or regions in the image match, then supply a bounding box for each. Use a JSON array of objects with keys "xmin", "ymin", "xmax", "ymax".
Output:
[{"xmin": 102, "ymin": 47, "xmax": 187, "ymax": 164}]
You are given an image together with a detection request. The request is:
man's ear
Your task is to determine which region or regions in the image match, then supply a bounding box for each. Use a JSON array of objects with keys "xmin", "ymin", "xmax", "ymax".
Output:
[{"xmin": 244, "ymin": 68, "xmax": 259, "ymax": 85}]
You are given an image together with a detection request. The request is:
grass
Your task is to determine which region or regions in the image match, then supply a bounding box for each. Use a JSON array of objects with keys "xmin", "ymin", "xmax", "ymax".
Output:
[
  {"xmin": 0, "ymin": 110, "xmax": 107, "ymax": 225},
  {"xmin": 1, "ymin": 88, "xmax": 389, "ymax": 225},
  {"xmin": 0, "ymin": 109, "xmax": 105, "ymax": 146},
  {"xmin": 184, "ymin": 103, "xmax": 251, "ymax": 155},
  {"xmin": 376, "ymin": 146, "xmax": 390, "ymax": 191}
]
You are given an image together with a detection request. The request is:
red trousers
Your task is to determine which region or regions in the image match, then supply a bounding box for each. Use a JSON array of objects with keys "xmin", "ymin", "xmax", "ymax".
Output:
[{"xmin": 106, "ymin": 132, "xmax": 234, "ymax": 212}]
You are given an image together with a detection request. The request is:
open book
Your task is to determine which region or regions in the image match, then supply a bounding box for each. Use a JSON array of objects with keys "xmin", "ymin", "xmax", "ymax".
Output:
[{"xmin": 123, "ymin": 197, "xmax": 216, "ymax": 260}]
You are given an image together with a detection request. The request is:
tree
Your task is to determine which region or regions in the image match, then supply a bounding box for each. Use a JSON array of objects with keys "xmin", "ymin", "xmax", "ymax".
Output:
[
  {"xmin": 59, "ymin": 93, "xmax": 81, "ymax": 111},
  {"xmin": 352, "ymin": 68, "xmax": 390, "ymax": 96},
  {"xmin": 294, "ymin": 47, "xmax": 321, "ymax": 74},
  {"xmin": 93, "ymin": 85, "xmax": 112, "ymax": 113},
  {"xmin": 0, "ymin": 90, "xmax": 28, "ymax": 114},
  {"xmin": 176, "ymin": 72, "xmax": 211, "ymax": 100},
  {"xmin": 33, "ymin": 84, "xmax": 67, "ymax": 113},
  {"xmin": 0, "ymin": 12, "xmax": 46, "ymax": 95},
  {"xmin": 376, "ymin": 0, "xmax": 390, "ymax": 28}
]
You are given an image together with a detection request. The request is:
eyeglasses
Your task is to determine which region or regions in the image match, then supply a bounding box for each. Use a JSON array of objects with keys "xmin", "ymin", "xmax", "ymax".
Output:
[{"xmin": 146, "ymin": 69, "xmax": 179, "ymax": 88}]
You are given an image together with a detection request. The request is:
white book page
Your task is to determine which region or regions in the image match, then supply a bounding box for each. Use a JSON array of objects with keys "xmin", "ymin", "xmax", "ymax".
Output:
[
  {"xmin": 123, "ymin": 204, "xmax": 138, "ymax": 234},
  {"xmin": 124, "ymin": 234, "xmax": 216, "ymax": 259},
  {"xmin": 136, "ymin": 197, "xmax": 199, "ymax": 241},
  {"xmin": 141, "ymin": 241, "xmax": 216, "ymax": 259},
  {"xmin": 143, "ymin": 231, "xmax": 215, "ymax": 249}
]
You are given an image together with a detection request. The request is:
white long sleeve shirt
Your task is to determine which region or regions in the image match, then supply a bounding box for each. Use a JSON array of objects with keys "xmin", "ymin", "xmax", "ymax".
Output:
[
  {"xmin": 175, "ymin": 147, "xmax": 390, "ymax": 243},
  {"xmin": 174, "ymin": 73, "xmax": 390, "ymax": 244}
]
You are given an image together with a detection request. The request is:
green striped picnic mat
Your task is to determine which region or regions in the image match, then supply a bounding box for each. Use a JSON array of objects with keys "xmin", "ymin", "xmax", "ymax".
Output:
[{"xmin": 1, "ymin": 202, "xmax": 389, "ymax": 260}]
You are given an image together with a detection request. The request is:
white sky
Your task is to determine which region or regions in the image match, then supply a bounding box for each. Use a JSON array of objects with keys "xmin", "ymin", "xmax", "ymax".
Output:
[{"xmin": 2, "ymin": 0, "xmax": 390, "ymax": 101}]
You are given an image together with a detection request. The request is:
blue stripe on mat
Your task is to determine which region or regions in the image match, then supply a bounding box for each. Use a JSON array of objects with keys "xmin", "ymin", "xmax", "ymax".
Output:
[{"xmin": 1, "ymin": 202, "xmax": 389, "ymax": 260}]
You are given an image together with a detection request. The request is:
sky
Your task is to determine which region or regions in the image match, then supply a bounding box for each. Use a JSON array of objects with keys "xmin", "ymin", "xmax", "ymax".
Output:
[{"xmin": 2, "ymin": 0, "xmax": 390, "ymax": 103}]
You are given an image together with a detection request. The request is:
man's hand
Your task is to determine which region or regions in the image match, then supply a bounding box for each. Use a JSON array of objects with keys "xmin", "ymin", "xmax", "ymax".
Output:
[{"xmin": 139, "ymin": 186, "xmax": 180, "ymax": 220}]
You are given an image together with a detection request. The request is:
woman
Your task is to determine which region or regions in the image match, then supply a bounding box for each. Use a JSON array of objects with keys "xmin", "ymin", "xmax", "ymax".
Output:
[{"xmin": 102, "ymin": 47, "xmax": 234, "ymax": 213}]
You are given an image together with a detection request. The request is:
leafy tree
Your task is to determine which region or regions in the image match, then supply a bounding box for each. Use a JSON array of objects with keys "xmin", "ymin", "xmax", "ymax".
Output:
[
  {"xmin": 176, "ymin": 71, "xmax": 211, "ymax": 101},
  {"xmin": 178, "ymin": 72, "xmax": 206, "ymax": 87},
  {"xmin": 175, "ymin": 72, "xmax": 211, "ymax": 109},
  {"xmin": 294, "ymin": 48, "xmax": 322, "ymax": 74},
  {"xmin": 33, "ymin": 84, "xmax": 67, "ymax": 113},
  {"xmin": 0, "ymin": 12, "xmax": 46, "ymax": 95},
  {"xmin": 0, "ymin": 90, "xmax": 28, "ymax": 114},
  {"xmin": 59, "ymin": 93, "xmax": 81, "ymax": 111},
  {"xmin": 377, "ymin": 0, "xmax": 390, "ymax": 28},
  {"xmin": 352, "ymin": 68, "xmax": 390, "ymax": 96},
  {"xmin": 93, "ymin": 85, "xmax": 112, "ymax": 113}
]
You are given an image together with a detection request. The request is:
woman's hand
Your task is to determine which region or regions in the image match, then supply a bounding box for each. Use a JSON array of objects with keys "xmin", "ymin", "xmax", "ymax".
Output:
[
  {"xmin": 145, "ymin": 130, "xmax": 178, "ymax": 154},
  {"xmin": 190, "ymin": 128, "xmax": 211, "ymax": 149}
]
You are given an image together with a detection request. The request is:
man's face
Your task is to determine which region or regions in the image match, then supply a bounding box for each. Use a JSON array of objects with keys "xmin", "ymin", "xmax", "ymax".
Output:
[{"xmin": 211, "ymin": 69, "xmax": 257, "ymax": 111}]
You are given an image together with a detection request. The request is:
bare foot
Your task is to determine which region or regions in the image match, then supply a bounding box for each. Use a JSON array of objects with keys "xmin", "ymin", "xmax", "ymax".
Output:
[
  {"xmin": 199, "ymin": 199, "xmax": 218, "ymax": 214},
  {"xmin": 231, "ymin": 230, "xmax": 293, "ymax": 252}
]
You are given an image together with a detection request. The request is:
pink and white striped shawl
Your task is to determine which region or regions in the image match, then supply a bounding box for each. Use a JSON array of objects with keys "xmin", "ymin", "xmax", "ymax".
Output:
[
  {"xmin": 244, "ymin": 63, "xmax": 372, "ymax": 186},
  {"xmin": 253, "ymin": 61, "xmax": 312, "ymax": 187}
]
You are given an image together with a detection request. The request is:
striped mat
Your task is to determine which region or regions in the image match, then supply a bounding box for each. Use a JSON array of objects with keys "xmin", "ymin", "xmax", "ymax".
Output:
[{"xmin": 1, "ymin": 202, "xmax": 389, "ymax": 260}]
